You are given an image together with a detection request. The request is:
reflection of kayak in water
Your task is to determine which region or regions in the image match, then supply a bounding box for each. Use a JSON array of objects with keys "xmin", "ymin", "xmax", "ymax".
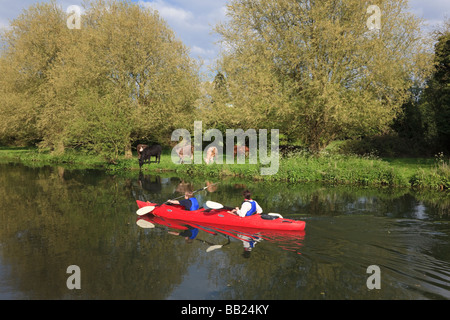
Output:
[
  {"xmin": 136, "ymin": 214, "xmax": 305, "ymax": 255},
  {"xmin": 194, "ymin": 223, "xmax": 305, "ymax": 256},
  {"xmin": 136, "ymin": 214, "xmax": 189, "ymax": 230},
  {"xmin": 135, "ymin": 200, "xmax": 306, "ymax": 232},
  {"xmin": 136, "ymin": 215, "xmax": 230, "ymax": 252},
  {"xmin": 192, "ymin": 223, "xmax": 305, "ymax": 250}
]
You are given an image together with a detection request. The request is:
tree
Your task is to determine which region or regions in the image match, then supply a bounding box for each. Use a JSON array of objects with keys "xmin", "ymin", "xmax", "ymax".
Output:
[
  {"xmin": 0, "ymin": 1, "xmax": 68, "ymax": 147},
  {"xmin": 0, "ymin": 0, "xmax": 200, "ymax": 160},
  {"xmin": 47, "ymin": 0, "xmax": 200, "ymax": 159},
  {"xmin": 213, "ymin": 0, "xmax": 433, "ymax": 152},
  {"xmin": 421, "ymin": 20, "xmax": 450, "ymax": 152},
  {"xmin": 393, "ymin": 19, "xmax": 450, "ymax": 155}
]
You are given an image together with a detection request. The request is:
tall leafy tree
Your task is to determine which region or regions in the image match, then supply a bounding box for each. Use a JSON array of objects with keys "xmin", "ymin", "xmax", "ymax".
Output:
[
  {"xmin": 421, "ymin": 20, "xmax": 450, "ymax": 152},
  {"xmin": 393, "ymin": 19, "xmax": 450, "ymax": 155},
  {"xmin": 0, "ymin": 0, "xmax": 200, "ymax": 160},
  {"xmin": 213, "ymin": 0, "xmax": 433, "ymax": 152},
  {"xmin": 0, "ymin": 1, "xmax": 68, "ymax": 146}
]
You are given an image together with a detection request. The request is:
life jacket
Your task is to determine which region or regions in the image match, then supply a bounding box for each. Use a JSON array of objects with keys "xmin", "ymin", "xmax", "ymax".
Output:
[
  {"xmin": 189, "ymin": 228, "xmax": 199, "ymax": 239},
  {"xmin": 189, "ymin": 197, "xmax": 199, "ymax": 211},
  {"xmin": 244, "ymin": 200, "xmax": 257, "ymax": 216}
]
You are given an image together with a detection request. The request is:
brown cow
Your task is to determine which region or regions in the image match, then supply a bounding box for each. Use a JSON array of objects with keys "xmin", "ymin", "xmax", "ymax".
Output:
[
  {"xmin": 176, "ymin": 144, "xmax": 194, "ymax": 164},
  {"xmin": 205, "ymin": 146, "xmax": 218, "ymax": 164},
  {"xmin": 233, "ymin": 145, "xmax": 249, "ymax": 157}
]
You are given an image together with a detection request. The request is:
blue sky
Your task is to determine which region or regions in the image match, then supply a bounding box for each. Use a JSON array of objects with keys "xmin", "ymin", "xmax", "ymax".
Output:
[{"xmin": 1, "ymin": 0, "xmax": 449, "ymax": 72}]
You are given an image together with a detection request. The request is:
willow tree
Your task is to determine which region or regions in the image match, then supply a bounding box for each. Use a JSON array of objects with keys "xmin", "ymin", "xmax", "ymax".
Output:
[
  {"xmin": 0, "ymin": 2, "xmax": 68, "ymax": 147},
  {"xmin": 213, "ymin": 0, "xmax": 433, "ymax": 152},
  {"xmin": 0, "ymin": 0, "xmax": 199, "ymax": 160}
]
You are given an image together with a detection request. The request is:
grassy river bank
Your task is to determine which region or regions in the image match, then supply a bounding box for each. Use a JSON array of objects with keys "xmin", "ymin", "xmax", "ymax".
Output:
[{"xmin": 0, "ymin": 147, "xmax": 448, "ymax": 190}]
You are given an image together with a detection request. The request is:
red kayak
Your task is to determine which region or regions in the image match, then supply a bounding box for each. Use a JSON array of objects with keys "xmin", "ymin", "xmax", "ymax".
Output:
[{"xmin": 136, "ymin": 200, "xmax": 306, "ymax": 231}]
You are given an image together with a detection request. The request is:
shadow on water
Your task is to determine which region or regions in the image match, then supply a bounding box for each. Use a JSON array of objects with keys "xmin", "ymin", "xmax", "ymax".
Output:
[{"xmin": 0, "ymin": 163, "xmax": 449, "ymax": 299}]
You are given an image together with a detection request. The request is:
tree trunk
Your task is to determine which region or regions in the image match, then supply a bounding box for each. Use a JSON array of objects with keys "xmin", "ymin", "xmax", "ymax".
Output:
[{"xmin": 124, "ymin": 143, "xmax": 133, "ymax": 159}]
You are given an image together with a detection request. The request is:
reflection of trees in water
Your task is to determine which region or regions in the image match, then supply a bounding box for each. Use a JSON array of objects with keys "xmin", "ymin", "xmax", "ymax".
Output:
[
  {"xmin": 132, "ymin": 174, "xmax": 445, "ymax": 220},
  {"xmin": 0, "ymin": 165, "xmax": 198, "ymax": 299},
  {"xmin": 133, "ymin": 173, "xmax": 222, "ymax": 208},
  {"xmin": 233, "ymin": 182, "xmax": 447, "ymax": 221}
]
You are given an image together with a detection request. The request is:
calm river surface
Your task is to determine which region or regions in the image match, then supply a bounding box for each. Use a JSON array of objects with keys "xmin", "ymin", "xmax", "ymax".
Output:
[{"xmin": 0, "ymin": 163, "xmax": 449, "ymax": 300}]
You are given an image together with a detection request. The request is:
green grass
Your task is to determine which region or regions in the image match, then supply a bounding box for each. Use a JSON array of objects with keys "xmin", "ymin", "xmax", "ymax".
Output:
[
  {"xmin": 383, "ymin": 157, "xmax": 449, "ymax": 190},
  {"xmin": 0, "ymin": 146, "xmax": 106, "ymax": 169},
  {"xmin": 0, "ymin": 147, "xmax": 448, "ymax": 190}
]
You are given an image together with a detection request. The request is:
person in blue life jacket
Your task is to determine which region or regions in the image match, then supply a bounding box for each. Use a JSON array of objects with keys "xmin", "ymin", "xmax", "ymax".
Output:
[
  {"xmin": 167, "ymin": 191, "xmax": 199, "ymax": 211},
  {"xmin": 239, "ymin": 233, "xmax": 262, "ymax": 258},
  {"xmin": 168, "ymin": 226, "xmax": 199, "ymax": 243},
  {"xmin": 229, "ymin": 190, "xmax": 263, "ymax": 217}
]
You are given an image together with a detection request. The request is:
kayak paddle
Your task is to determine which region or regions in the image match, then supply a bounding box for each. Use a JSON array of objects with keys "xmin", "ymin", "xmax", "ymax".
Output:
[
  {"xmin": 136, "ymin": 219, "xmax": 155, "ymax": 228},
  {"xmin": 205, "ymin": 200, "xmax": 224, "ymax": 209},
  {"xmin": 206, "ymin": 237, "xmax": 231, "ymax": 252},
  {"xmin": 136, "ymin": 205, "xmax": 156, "ymax": 216}
]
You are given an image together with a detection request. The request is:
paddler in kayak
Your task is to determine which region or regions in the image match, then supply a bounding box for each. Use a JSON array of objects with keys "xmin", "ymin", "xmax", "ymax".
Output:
[
  {"xmin": 229, "ymin": 190, "xmax": 263, "ymax": 217},
  {"xmin": 167, "ymin": 191, "xmax": 200, "ymax": 211}
]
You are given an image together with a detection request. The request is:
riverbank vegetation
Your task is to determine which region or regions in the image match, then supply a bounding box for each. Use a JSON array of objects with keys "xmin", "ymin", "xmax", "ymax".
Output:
[
  {"xmin": 1, "ymin": 146, "xmax": 448, "ymax": 190},
  {"xmin": 0, "ymin": 0, "xmax": 449, "ymax": 191}
]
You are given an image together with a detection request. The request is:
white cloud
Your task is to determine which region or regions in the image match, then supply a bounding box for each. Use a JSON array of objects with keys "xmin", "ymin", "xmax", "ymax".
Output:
[
  {"xmin": 138, "ymin": 0, "xmax": 193, "ymax": 24},
  {"xmin": 191, "ymin": 45, "xmax": 214, "ymax": 56},
  {"xmin": 137, "ymin": 0, "xmax": 227, "ymax": 73},
  {"xmin": 409, "ymin": 0, "xmax": 450, "ymax": 28}
]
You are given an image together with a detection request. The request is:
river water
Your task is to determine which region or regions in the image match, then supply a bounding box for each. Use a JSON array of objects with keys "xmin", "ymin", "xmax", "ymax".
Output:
[{"xmin": 0, "ymin": 163, "xmax": 449, "ymax": 300}]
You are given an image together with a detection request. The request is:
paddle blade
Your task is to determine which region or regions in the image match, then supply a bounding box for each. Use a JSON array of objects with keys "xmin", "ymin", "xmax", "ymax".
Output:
[
  {"xmin": 268, "ymin": 213, "xmax": 283, "ymax": 219},
  {"xmin": 206, "ymin": 245, "xmax": 223, "ymax": 252},
  {"xmin": 136, "ymin": 206, "xmax": 155, "ymax": 216},
  {"xmin": 205, "ymin": 201, "xmax": 224, "ymax": 209},
  {"xmin": 136, "ymin": 219, "xmax": 155, "ymax": 229}
]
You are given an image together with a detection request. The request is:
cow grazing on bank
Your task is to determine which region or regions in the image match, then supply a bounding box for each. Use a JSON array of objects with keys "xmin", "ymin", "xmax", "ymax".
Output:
[
  {"xmin": 205, "ymin": 146, "xmax": 218, "ymax": 164},
  {"xmin": 234, "ymin": 145, "xmax": 249, "ymax": 157},
  {"xmin": 176, "ymin": 144, "xmax": 194, "ymax": 164},
  {"xmin": 139, "ymin": 145, "xmax": 162, "ymax": 168},
  {"xmin": 137, "ymin": 144, "xmax": 149, "ymax": 159}
]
